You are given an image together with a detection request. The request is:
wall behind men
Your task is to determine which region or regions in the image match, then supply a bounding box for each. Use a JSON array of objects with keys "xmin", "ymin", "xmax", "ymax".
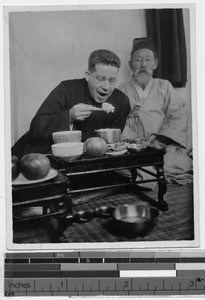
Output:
[
  {"xmin": 8, "ymin": 7, "xmax": 191, "ymax": 147},
  {"xmin": 9, "ymin": 8, "xmax": 146, "ymax": 145}
]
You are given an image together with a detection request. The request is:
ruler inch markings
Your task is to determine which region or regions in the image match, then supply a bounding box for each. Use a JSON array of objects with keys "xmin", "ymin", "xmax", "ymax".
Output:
[{"xmin": 4, "ymin": 251, "xmax": 205, "ymax": 297}]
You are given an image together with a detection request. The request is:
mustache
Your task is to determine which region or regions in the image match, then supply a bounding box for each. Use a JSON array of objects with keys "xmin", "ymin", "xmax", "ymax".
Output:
[{"xmin": 135, "ymin": 68, "xmax": 153, "ymax": 77}]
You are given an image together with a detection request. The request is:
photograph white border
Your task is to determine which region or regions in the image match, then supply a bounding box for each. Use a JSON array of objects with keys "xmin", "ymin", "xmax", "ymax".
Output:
[{"xmin": 3, "ymin": 2, "xmax": 199, "ymax": 251}]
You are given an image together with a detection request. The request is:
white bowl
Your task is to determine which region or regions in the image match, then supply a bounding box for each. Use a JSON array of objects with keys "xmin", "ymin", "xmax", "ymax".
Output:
[
  {"xmin": 51, "ymin": 142, "xmax": 84, "ymax": 161},
  {"xmin": 52, "ymin": 130, "xmax": 82, "ymax": 144},
  {"xmin": 14, "ymin": 206, "xmax": 43, "ymax": 219}
]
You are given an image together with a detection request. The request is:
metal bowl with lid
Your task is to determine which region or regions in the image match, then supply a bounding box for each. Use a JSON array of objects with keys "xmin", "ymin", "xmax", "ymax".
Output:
[{"xmin": 95, "ymin": 128, "xmax": 121, "ymax": 144}]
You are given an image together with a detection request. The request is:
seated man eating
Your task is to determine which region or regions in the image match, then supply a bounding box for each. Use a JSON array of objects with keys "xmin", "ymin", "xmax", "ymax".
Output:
[{"xmin": 12, "ymin": 49, "xmax": 130, "ymax": 158}]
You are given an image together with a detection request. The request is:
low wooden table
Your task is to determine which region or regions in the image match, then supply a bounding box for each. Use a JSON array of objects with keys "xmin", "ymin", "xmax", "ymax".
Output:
[
  {"xmin": 12, "ymin": 148, "xmax": 168, "ymax": 243},
  {"xmin": 12, "ymin": 172, "xmax": 72, "ymax": 243},
  {"xmin": 49, "ymin": 147, "xmax": 168, "ymax": 211}
]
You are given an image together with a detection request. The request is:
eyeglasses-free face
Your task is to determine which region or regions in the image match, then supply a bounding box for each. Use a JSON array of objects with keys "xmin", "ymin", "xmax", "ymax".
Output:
[{"xmin": 85, "ymin": 63, "xmax": 119, "ymax": 104}]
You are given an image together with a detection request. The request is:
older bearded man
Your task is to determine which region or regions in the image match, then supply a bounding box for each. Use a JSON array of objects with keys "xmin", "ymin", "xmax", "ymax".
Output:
[{"xmin": 118, "ymin": 40, "xmax": 193, "ymax": 187}]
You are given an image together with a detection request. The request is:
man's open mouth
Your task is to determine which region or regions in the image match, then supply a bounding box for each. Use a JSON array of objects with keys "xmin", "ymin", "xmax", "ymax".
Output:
[{"xmin": 98, "ymin": 91, "xmax": 108, "ymax": 97}]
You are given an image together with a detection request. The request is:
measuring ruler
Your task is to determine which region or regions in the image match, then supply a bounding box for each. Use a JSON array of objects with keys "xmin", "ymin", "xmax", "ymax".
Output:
[{"xmin": 4, "ymin": 251, "xmax": 205, "ymax": 296}]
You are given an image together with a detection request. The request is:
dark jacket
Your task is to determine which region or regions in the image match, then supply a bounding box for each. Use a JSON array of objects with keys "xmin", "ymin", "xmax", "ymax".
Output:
[{"xmin": 12, "ymin": 78, "xmax": 130, "ymax": 158}]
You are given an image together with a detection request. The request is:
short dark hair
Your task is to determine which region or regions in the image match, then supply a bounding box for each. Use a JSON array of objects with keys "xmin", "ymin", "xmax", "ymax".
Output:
[{"xmin": 88, "ymin": 49, "xmax": 121, "ymax": 72}]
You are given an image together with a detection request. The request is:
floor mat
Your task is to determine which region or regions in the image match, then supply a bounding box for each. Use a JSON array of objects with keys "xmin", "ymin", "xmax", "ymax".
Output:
[{"xmin": 62, "ymin": 183, "xmax": 194, "ymax": 243}]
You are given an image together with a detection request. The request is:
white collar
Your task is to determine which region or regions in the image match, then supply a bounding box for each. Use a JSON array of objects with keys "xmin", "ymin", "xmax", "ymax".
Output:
[{"xmin": 132, "ymin": 76, "xmax": 153, "ymax": 101}]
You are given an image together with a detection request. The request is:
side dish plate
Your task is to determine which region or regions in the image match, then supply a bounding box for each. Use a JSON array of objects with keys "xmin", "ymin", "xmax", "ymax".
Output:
[{"xmin": 12, "ymin": 168, "xmax": 58, "ymax": 186}]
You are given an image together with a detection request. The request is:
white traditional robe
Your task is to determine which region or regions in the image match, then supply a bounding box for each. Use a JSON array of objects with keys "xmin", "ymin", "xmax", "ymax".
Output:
[
  {"xmin": 118, "ymin": 77, "xmax": 193, "ymax": 187},
  {"xmin": 119, "ymin": 77, "xmax": 189, "ymax": 147}
]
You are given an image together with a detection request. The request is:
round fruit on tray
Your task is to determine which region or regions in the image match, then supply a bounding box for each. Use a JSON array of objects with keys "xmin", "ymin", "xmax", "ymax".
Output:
[
  {"xmin": 83, "ymin": 137, "xmax": 108, "ymax": 158},
  {"xmin": 12, "ymin": 155, "xmax": 20, "ymax": 180},
  {"xmin": 20, "ymin": 153, "xmax": 51, "ymax": 180}
]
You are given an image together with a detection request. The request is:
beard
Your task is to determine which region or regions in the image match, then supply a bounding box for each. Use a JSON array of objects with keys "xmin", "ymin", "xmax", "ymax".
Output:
[{"xmin": 134, "ymin": 69, "xmax": 153, "ymax": 89}]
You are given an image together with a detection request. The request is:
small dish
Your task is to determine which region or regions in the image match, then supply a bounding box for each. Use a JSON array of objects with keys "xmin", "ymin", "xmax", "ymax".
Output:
[
  {"xmin": 13, "ymin": 206, "xmax": 43, "ymax": 219},
  {"xmin": 127, "ymin": 143, "xmax": 147, "ymax": 153},
  {"xmin": 106, "ymin": 149, "xmax": 127, "ymax": 156},
  {"xmin": 12, "ymin": 168, "xmax": 58, "ymax": 186}
]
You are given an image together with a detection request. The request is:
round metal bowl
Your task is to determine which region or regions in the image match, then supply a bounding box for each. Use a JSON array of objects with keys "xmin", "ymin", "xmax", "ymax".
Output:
[
  {"xmin": 113, "ymin": 204, "xmax": 159, "ymax": 237},
  {"xmin": 95, "ymin": 128, "xmax": 121, "ymax": 144}
]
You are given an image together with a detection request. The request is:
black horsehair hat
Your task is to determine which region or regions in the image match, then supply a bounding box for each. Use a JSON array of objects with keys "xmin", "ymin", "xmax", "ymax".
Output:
[{"xmin": 131, "ymin": 38, "xmax": 157, "ymax": 58}]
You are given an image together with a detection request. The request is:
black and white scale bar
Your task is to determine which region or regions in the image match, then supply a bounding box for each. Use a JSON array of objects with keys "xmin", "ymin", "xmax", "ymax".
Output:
[{"xmin": 4, "ymin": 251, "xmax": 205, "ymax": 296}]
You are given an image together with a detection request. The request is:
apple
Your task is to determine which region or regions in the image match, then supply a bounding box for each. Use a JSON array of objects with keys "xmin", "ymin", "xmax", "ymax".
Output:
[
  {"xmin": 12, "ymin": 155, "xmax": 20, "ymax": 180},
  {"xmin": 20, "ymin": 153, "xmax": 51, "ymax": 180},
  {"xmin": 84, "ymin": 137, "xmax": 108, "ymax": 158}
]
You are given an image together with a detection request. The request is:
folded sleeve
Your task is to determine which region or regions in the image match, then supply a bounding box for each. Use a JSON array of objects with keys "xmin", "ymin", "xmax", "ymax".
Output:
[{"xmin": 159, "ymin": 82, "xmax": 189, "ymax": 148}]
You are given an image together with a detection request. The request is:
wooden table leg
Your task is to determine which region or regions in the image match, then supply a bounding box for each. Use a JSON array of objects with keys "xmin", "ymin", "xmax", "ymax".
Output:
[
  {"xmin": 157, "ymin": 165, "xmax": 168, "ymax": 211},
  {"xmin": 131, "ymin": 167, "xmax": 137, "ymax": 182},
  {"xmin": 131, "ymin": 164, "xmax": 168, "ymax": 211}
]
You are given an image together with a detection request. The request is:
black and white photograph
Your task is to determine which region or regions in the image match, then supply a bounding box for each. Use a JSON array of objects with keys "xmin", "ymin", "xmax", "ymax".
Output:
[{"xmin": 4, "ymin": 3, "xmax": 198, "ymax": 249}]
